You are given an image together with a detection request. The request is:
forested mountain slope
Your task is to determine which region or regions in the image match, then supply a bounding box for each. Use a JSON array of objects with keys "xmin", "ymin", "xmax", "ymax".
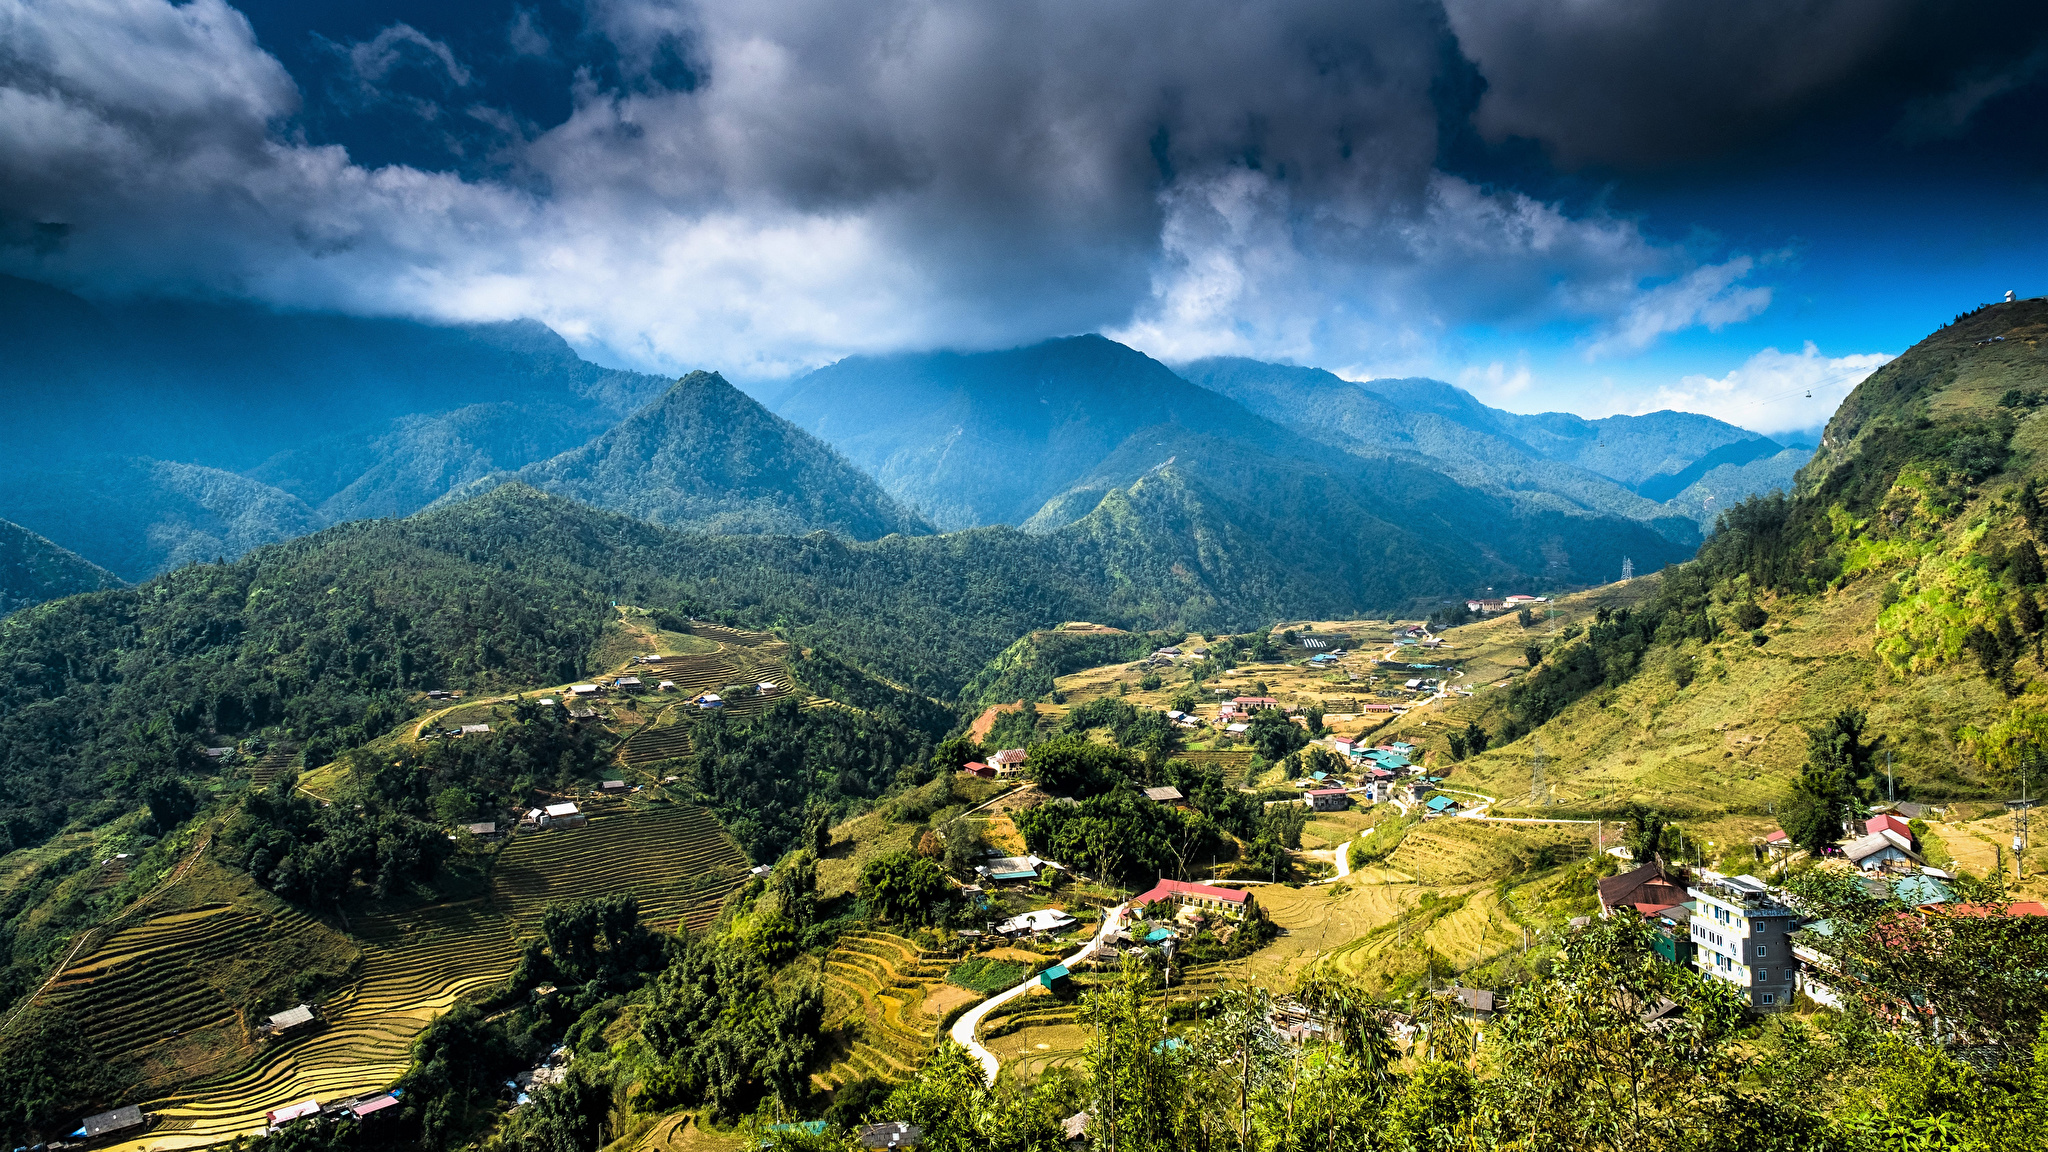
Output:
[
  {"xmin": 0, "ymin": 518, "xmax": 122, "ymax": 617},
  {"xmin": 503, "ymin": 371, "xmax": 933, "ymax": 538},
  {"xmin": 1179, "ymin": 357, "xmax": 1802, "ymax": 535},
  {"xmin": 773, "ymin": 334, "xmax": 1252, "ymax": 529},
  {"xmin": 1177, "ymin": 357, "xmax": 1704, "ymax": 543},
  {"xmin": 0, "ymin": 275, "xmax": 673, "ymax": 576},
  {"xmin": 1392, "ymin": 298, "xmax": 2048, "ymax": 835}
]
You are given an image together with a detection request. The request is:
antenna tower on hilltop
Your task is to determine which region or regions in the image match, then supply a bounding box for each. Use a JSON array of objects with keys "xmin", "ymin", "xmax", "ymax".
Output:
[{"xmin": 1620, "ymin": 556, "xmax": 1634, "ymax": 583}]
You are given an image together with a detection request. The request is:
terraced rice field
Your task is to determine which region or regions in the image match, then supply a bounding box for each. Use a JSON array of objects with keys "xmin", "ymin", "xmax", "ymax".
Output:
[
  {"xmin": 40, "ymin": 901, "xmax": 348, "ymax": 1080},
  {"xmin": 246, "ymin": 748, "xmax": 296, "ymax": 791},
  {"xmin": 815, "ymin": 932, "xmax": 950, "ymax": 1089},
  {"xmin": 1178, "ymin": 749, "xmax": 1256, "ymax": 786},
  {"xmin": 1386, "ymin": 820, "xmax": 1591, "ymax": 885},
  {"xmin": 491, "ymin": 805, "xmax": 750, "ymax": 933},
  {"xmin": 101, "ymin": 806, "xmax": 750, "ymax": 1151},
  {"xmin": 1234, "ymin": 877, "xmax": 1425, "ymax": 986}
]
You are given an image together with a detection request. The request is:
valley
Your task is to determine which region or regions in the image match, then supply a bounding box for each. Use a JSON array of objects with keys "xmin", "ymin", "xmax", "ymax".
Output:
[{"xmin": 0, "ymin": 297, "xmax": 2042, "ymax": 1152}]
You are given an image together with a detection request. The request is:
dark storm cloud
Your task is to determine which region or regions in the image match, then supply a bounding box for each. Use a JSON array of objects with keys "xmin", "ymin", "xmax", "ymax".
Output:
[
  {"xmin": 4, "ymin": 0, "xmax": 2039, "ymax": 377},
  {"xmin": 1443, "ymin": 0, "xmax": 2048, "ymax": 168}
]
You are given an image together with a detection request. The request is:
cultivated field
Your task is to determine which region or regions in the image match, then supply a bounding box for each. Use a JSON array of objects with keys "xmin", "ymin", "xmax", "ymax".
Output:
[
  {"xmin": 100, "ymin": 805, "xmax": 748, "ymax": 1151},
  {"xmin": 814, "ymin": 931, "xmax": 950, "ymax": 1090}
]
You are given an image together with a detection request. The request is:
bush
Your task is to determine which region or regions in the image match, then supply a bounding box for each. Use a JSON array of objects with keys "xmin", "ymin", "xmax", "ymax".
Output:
[{"xmin": 1732, "ymin": 599, "xmax": 1767, "ymax": 630}]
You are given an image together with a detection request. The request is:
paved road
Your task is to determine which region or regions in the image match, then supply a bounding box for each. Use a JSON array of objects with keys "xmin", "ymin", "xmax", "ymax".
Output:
[{"xmin": 950, "ymin": 902, "xmax": 1128, "ymax": 1084}]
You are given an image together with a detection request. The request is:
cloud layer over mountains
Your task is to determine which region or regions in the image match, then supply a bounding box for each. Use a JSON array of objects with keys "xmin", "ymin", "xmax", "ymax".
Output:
[{"xmin": 2, "ymin": 0, "xmax": 2044, "ymax": 384}]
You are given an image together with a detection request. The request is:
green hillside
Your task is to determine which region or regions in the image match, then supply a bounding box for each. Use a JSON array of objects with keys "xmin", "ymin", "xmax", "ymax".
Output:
[
  {"xmin": 1371, "ymin": 299, "xmax": 2048, "ymax": 852},
  {"xmin": 0, "ymin": 518, "xmax": 122, "ymax": 617},
  {"xmin": 507, "ymin": 371, "xmax": 933, "ymax": 539}
]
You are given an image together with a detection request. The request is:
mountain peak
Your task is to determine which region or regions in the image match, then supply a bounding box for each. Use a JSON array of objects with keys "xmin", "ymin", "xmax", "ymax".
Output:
[{"xmin": 511, "ymin": 370, "xmax": 933, "ymax": 539}]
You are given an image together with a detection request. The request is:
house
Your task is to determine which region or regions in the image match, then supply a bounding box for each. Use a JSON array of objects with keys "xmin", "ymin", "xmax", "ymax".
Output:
[
  {"xmin": 1129, "ymin": 877, "xmax": 1256, "ymax": 919},
  {"xmin": 538, "ymin": 698, "xmax": 558, "ymax": 707},
  {"xmin": 464, "ymin": 822, "xmax": 501, "ymax": 840},
  {"xmin": 963, "ymin": 761, "xmax": 997, "ymax": 779},
  {"xmin": 991, "ymin": 748, "xmax": 1029, "ymax": 777},
  {"xmin": 1688, "ymin": 872, "xmax": 1798, "ymax": 1011},
  {"xmin": 855, "ymin": 1121, "xmax": 926, "ymax": 1149},
  {"xmin": 600, "ymin": 780, "xmax": 627, "ymax": 795},
  {"xmin": 1039, "ymin": 964, "xmax": 1072, "ymax": 991},
  {"xmin": 1225, "ymin": 722, "xmax": 1250, "ymax": 734},
  {"xmin": 1307, "ymin": 787, "xmax": 1350, "ymax": 811},
  {"xmin": 657, "ymin": 681, "xmax": 676, "ymax": 692},
  {"xmin": 350, "ymin": 1094, "xmax": 401, "ymax": 1120},
  {"xmin": 570, "ymin": 684, "xmax": 600, "ymax": 697},
  {"xmin": 459, "ymin": 724, "xmax": 491, "ymax": 735},
  {"xmin": 78, "ymin": 1105, "xmax": 149, "ymax": 1141},
  {"xmin": 1865, "ymin": 813, "xmax": 1916, "ymax": 843},
  {"xmin": 1389, "ymin": 741, "xmax": 1415, "ymax": 754},
  {"xmin": 980, "ymin": 855, "xmax": 1055, "ymax": 883},
  {"xmin": 995, "ymin": 908, "xmax": 1076, "ymax": 935},
  {"xmin": 697, "ymin": 693, "xmax": 724, "ymax": 709},
  {"xmin": 1841, "ymin": 829, "xmax": 1921, "ymax": 872},
  {"xmin": 568, "ymin": 707, "xmax": 598, "ymax": 720},
  {"xmin": 615, "ymin": 677, "xmax": 643, "ymax": 690},
  {"xmin": 1636, "ymin": 902, "xmax": 1693, "ymax": 966},
  {"xmin": 1763, "ymin": 830, "xmax": 1791, "ymax": 856},
  {"xmin": 1596, "ymin": 862, "xmax": 1690, "ymax": 918},
  {"xmin": 266, "ymin": 1099, "xmax": 322, "ymax": 1129},
  {"xmin": 1424, "ymin": 795, "xmax": 1459, "ymax": 815},
  {"xmin": 426, "ymin": 689, "xmax": 455, "ymax": 700},
  {"xmin": 541, "ymin": 801, "xmax": 586, "ymax": 829},
  {"xmin": 1144, "ymin": 786, "xmax": 1184, "ymax": 804},
  {"xmin": 1232, "ymin": 696, "xmax": 1281, "ymax": 710},
  {"xmin": 758, "ymin": 681, "xmax": 781, "ymax": 693},
  {"xmin": 266, "ymin": 1003, "xmax": 318, "ymax": 1035},
  {"xmin": 1443, "ymin": 986, "xmax": 1497, "ymax": 1023}
]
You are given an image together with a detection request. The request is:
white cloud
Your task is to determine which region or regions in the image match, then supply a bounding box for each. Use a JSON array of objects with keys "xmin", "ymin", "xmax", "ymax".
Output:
[
  {"xmin": 1642, "ymin": 342, "xmax": 1893, "ymax": 434},
  {"xmin": 1584, "ymin": 256, "xmax": 1776, "ymax": 359},
  {"xmin": 0, "ymin": 0, "xmax": 1785, "ymax": 381}
]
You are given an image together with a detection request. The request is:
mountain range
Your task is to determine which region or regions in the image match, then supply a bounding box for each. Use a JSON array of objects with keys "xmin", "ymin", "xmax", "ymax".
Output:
[{"xmin": 0, "ymin": 275, "xmax": 1803, "ymax": 619}]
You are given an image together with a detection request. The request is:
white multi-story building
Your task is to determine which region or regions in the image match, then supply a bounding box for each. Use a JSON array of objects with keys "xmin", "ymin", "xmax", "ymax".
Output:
[{"xmin": 1687, "ymin": 872, "xmax": 1800, "ymax": 1011}]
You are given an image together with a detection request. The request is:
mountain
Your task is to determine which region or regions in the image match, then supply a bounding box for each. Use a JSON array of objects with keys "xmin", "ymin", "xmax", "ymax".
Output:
[
  {"xmin": 1404, "ymin": 297, "xmax": 2048, "ymax": 822},
  {"xmin": 0, "ymin": 275, "xmax": 674, "ymax": 575},
  {"xmin": 1177, "ymin": 357, "xmax": 1808, "ymax": 533},
  {"xmin": 2, "ymin": 459, "xmax": 324, "ymax": 582},
  {"xmin": 772, "ymin": 335, "xmax": 1251, "ymax": 529},
  {"xmin": 0, "ymin": 519, "xmax": 122, "ymax": 617},
  {"xmin": 503, "ymin": 372, "xmax": 933, "ymax": 538},
  {"xmin": 1355, "ymin": 375, "xmax": 1787, "ymax": 490},
  {"xmin": 1175, "ymin": 357, "xmax": 1704, "ymax": 544}
]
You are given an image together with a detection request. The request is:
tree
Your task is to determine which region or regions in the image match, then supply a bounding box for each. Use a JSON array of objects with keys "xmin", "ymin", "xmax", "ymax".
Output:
[
  {"xmin": 1625, "ymin": 805, "xmax": 1672, "ymax": 863},
  {"xmin": 858, "ymin": 851, "xmax": 950, "ymax": 924},
  {"xmin": 1246, "ymin": 708, "xmax": 1308, "ymax": 762},
  {"xmin": 1482, "ymin": 914, "xmax": 1749, "ymax": 1152},
  {"xmin": 1080, "ymin": 958, "xmax": 1209, "ymax": 1152},
  {"xmin": 505, "ymin": 1062, "xmax": 616, "ymax": 1152},
  {"xmin": 774, "ymin": 849, "xmax": 819, "ymax": 929},
  {"xmin": 2013, "ymin": 541, "xmax": 2047, "ymax": 587},
  {"xmin": 1525, "ymin": 644, "xmax": 1543, "ymax": 668},
  {"xmin": 1732, "ymin": 598, "xmax": 1768, "ymax": 631},
  {"xmin": 1784, "ymin": 712, "xmax": 1871, "ymax": 855}
]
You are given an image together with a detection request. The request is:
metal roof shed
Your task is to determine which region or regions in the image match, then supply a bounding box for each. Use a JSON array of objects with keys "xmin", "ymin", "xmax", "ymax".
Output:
[{"xmin": 80, "ymin": 1106, "xmax": 146, "ymax": 1139}]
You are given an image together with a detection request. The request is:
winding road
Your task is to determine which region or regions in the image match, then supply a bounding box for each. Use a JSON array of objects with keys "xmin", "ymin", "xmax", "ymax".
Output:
[{"xmin": 950, "ymin": 902, "xmax": 1128, "ymax": 1084}]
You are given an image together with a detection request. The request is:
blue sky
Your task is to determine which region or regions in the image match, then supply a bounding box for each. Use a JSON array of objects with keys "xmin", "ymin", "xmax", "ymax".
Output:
[{"xmin": 4, "ymin": 0, "xmax": 2045, "ymax": 435}]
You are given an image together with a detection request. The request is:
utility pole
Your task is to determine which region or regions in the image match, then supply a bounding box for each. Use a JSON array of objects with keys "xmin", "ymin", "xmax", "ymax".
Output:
[
  {"xmin": 1887, "ymin": 750, "xmax": 1894, "ymax": 803},
  {"xmin": 1530, "ymin": 736, "xmax": 1546, "ymax": 807}
]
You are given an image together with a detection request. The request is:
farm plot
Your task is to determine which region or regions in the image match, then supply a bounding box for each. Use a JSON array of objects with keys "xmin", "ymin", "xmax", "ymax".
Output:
[
  {"xmin": 39, "ymin": 899, "xmax": 355, "ymax": 1085},
  {"xmin": 1233, "ymin": 880, "xmax": 1426, "ymax": 987},
  {"xmin": 815, "ymin": 931, "xmax": 949, "ymax": 1090},
  {"xmin": 110, "ymin": 900, "xmax": 523, "ymax": 1152},
  {"xmin": 1178, "ymin": 750, "xmax": 1255, "ymax": 786},
  {"xmin": 103, "ymin": 807, "xmax": 751, "ymax": 1152},
  {"xmin": 491, "ymin": 804, "xmax": 751, "ymax": 932},
  {"xmin": 1386, "ymin": 820, "xmax": 1591, "ymax": 886}
]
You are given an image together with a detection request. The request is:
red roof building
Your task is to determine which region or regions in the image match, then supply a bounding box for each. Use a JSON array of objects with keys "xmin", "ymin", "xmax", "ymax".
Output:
[{"xmin": 1130, "ymin": 877, "xmax": 1256, "ymax": 918}]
